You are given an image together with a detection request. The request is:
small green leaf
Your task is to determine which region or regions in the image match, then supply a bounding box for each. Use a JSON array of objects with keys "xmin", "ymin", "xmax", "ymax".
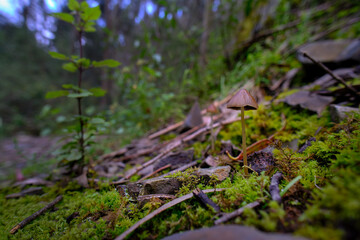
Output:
[
  {"xmin": 62, "ymin": 84, "xmax": 76, "ymax": 89},
  {"xmin": 62, "ymin": 62, "xmax": 77, "ymax": 72},
  {"xmin": 49, "ymin": 51, "xmax": 68, "ymax": 60},
  {"xmin": 52, "ymin": 13, "xmax": 74, "ymax": 24},
  {"xmin": 90, "ymin": 118, "xmax": 106, "ymax": 124},
  {"xmin": 68, "ymin": 92, "xmax": 93, "ymax": 98},
  {"xmin": 81, "ymin": 5, "xmax": 101, "ymax": 21},
  {"xmin": 83, "ymin": 21, "xmax": 96, "ymax": 32},
  {"xmin": 66, "ymin": 150, "xmax": 82, "ymax": 161},
  {"xmin": 46, "ymin": 90, "xmax": 69, "ymax": 99},
  {"xmin": 77, "ymin": 58, "xmax": 91, "ymax": 68},
  {"xmin": 89, "ymin": 87, "xmax": 106, "ymax": 97},
  {"xmin": 80, "ymin": 1, "xmax": 89, "ymax": 10},
  {"xmin": 68, "ymin": 0, "xmax": 80, "ymax": 11},
  {"xmin": 92, "ymin": 59, "xmax": 121, "ymax": 68}
]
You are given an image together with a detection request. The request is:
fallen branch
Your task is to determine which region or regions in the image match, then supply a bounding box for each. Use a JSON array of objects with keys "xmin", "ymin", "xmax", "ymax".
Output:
[
  {"xmin": 193, "ymin": 188, "xmax": 221, "ymax": 213},
  {"xmin": 10, "ymin": 195, "xmax": 63, "ymax": 234},
  {"xmin": 301, "ymin": 52, "xmax": 359, "ymax": 98},
  {"xmin": 139, "ymin": 164, "xmax": 172, "ymax": 181},
  {"xmin": 148, "ymin": 121, "xmax": 184, "ymax": 140},
  {"xmin": 269, "ymin": 172, "xmax": 283, "ymax": 203},
  {"xmin": 214, "ymin": 201, "xmax": 260, "ymax": 225},
  {"xmin": 114, "ymin": 188, "xmax": 227, "ymax": 240}
]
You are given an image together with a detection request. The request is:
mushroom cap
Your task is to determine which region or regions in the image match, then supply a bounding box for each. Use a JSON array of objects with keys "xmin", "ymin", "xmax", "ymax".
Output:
[{"xmin": 227, "ymin": 89, "xmax": 258, "ymax": 111}]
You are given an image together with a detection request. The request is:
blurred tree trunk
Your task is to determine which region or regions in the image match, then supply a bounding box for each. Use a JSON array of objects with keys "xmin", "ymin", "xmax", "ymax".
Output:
[
  {"xmin": 101, "ymin": 0, "xmax": 116, "ymax": 107},
  {"xmin": 199, "ymin": 0, "xmax": 213, "ymax": 69}
]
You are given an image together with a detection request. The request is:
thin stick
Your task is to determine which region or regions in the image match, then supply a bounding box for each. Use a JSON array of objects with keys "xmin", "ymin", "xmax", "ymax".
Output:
[
  {"xmin": 10, "ymin": 195, "xmax": 63, "ymax": 234},
  {"xmin": 193, "ymin": 188, "xmax": 221, "ymax": 213},
  {"xmin": 301, "ymin": 52, "xmax": 359, "ymax": 97},
  {"xmin": 214, "ymin": 201, "xmax": 260, "ymax": 225},
  {"xmin": 139, "ymin": 164, "xmax": 172, "ymax": 181},
  {"xmin": 241, "ymin": 106, "xmax": 248, "ymax": 176},
  {"xmin": 269, "ymin": 172, "xmax": 283, "ymax": 203},
  {"xmin": 148, "ymin": 121, "xmax": 184, "ymax": 139},
  {"xmin": 114, "ymin": 188, "xmax": 227, "ymax": 240}
]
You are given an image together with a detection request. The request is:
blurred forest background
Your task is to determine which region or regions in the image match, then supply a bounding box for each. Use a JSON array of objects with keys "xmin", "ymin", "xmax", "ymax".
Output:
[{"xmin": 0, "ymin": 0, "xmax": 359, "ymax": 141}]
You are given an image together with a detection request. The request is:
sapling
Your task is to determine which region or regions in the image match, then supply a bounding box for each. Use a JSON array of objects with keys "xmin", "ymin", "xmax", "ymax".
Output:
[
  {"xmin": 47, "ymin": 0, "xmax": 120, "ymax": 174},
  {"xmin": 226, "ymin": 89, "xmax": 258, "ymax": 175}
]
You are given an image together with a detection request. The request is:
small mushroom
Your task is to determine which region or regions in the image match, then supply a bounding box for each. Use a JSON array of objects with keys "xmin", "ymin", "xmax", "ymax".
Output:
[
  {"xmin": 206, "ymin": 102, "xmax": 219, "ymax": 152},
  {"xmin": 227, "ymin": 89, "xmax": 258, "ymax": 175}
]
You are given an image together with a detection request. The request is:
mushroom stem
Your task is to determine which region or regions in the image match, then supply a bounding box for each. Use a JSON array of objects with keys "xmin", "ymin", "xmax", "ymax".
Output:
[{"xmin": 241, "ymin": 106, "xmax": 248, "ymax": 176}]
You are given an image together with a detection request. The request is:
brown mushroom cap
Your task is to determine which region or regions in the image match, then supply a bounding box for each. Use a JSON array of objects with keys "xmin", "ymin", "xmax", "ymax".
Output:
[{"xmin": 227, "ymin": 89, "xmax": 258, "ymax": 111}]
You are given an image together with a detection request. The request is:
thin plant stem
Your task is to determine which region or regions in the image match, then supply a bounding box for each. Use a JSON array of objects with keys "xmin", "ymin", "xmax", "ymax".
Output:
[
  {"xmin": 77, "ymin": 30, "xmax": 85, "ymax": 164},
  {"xmin": 241, "ymin": 106, "xmax": 248, "ymax": 175}
]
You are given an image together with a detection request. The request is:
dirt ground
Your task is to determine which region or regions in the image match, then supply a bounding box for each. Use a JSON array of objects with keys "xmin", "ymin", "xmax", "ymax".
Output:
[{"xmin": 0, "ymin": 135, "xmax": 60, "ymax": 184}]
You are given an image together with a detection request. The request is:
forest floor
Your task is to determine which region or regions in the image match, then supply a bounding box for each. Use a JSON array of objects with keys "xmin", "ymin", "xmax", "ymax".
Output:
[{"xmin": 1, "ymin": 4, "xmax": 360, "ymax": 238}]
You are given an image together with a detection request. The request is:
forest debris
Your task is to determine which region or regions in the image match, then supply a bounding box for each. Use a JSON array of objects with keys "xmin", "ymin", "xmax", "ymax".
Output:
[
  {"xmin": 270, "ymin": 68, "xmax": 299, "ymax": 91},
  {"xmin": 10, "ymin": 195, "xmax": 63, "ymax": 234},
  {"xmin": 162, "ymin": 225, "xmax": 309, "ymax": 240},
  {"xmin": 125, "ymin": 116, "xmax": 241, "ymax": 179},
  {"xmin": 153, "ymin": 149, "xmax": 194, "ymax": 171},
  {"xmin": 282, "ymin": 90, "xmax": 333, "ymax": 115},
  {"xmin": 301, "ymin": 52, "xmax": 359, "ymax": 98},
  {"xmin": 66, "ymin": 211, "xmax": 80, "ymax": 224},
  {"xmin": 137, "ymin": 194, "xmax": 176, "ymax": 207},
  {"xmin": 13, "ymin": 177, "xmax": 54, "ymax": 188},
  {"xmin": 205, "ymin": 155, "xmax": 217, "ymax": 167},
  {"xmin": 160, "ymin": 161, "xmax": 198, "ymax": 178},
  {"xmin": 75, "ymin": 167, "xmax": 89, "ymax": 188},
  {"xmin": 270, "ymin": 172, "xmax": 283, "ymax": 203},
  {"xmin": 329, "ymin": 104, "xmax": 360, "ymax": 123},
  {"xmin": 196, "ymin": 166, "xmax": 231, "ymax": 182},
  {"xmin": 184, "ymin": 101, "xmax": 204, "ymax": 130},
  {"xmin": 298, "ymin": 137, "xmax": 316, "ymax": 153},
  {"xmin": 288, "ymin": 16, "xmax": 360, "ymax": 55},
  {"xmin": 248, "ymin": 151, "xmax": 275, "ymax": 174},
  {"xmin": 94, "ymin": 162, "xmax": 125, "ymax": 178},
  {"xmin": 6, "ymin": 187, "xmax": 44, "ymax": 199},
  {"xmin": 139, "ymin": 164, "xmax": 171, "ymax": 181},
  {"xmin": 193, "ymin": 188, "xmax": 221, "ymax": 213},
  {"xmin": 114, "ymin": 188, "xmax": 226, "ymax": 240},
  {"xmin": 148, "ymin": 121, "xmax": 184, "ymax": 140},
  {"xmin": 126, "ymin": 166, "xmax": 231, "ymax": 199},
  {"xmin": 214, "ymin": 201, "xmax": 260, "ymax": 225},
  {"xmin": 303, "ymin": 68, "xmax": 359, "ymax": 90}
]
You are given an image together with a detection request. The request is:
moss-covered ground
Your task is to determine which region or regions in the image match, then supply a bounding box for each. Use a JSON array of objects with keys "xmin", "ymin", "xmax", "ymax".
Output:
[{"xmin": 1, "ymin": 103, "xmax": 359, "ymax": 240}]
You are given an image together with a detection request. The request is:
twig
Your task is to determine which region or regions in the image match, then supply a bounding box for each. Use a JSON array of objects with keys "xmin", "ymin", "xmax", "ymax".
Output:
[
  {"xmin": 139, "ymin": 164, "xmax": 172, "ymax": 181},
  {"xmin": 10, "ymin": 195, "xmax": 63, "ymax": 234},
  {"xmin": 148, "ymin": 121, "xmax": 184, "ymax": 139},
  {"xmin": 301, "ymin": 52, "xmax": 359, "ymax": 97},
  {"xmin": 214, "ymin": 201, "xmax": 260, "ymax": 225},
  {"xmin": 193, "ymin": 188, "xmax": 221, "ymax": 213},
  {"xmin": 160, "ymin": 161, "xmax": 198, "ymax": 178},
  {"xmin": 114, "ymin": 188, "xmax": 227, "ymax": 240},
  {"xmin": 269, "ymin": 172, "xmax": 283, "ymax": 203},
  {"xmin": 314, "ymin": 175, "xmax": 322, "ymax": 190}
]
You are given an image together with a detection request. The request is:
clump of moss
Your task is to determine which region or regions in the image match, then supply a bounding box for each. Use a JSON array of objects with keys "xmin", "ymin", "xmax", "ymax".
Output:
[{"xmin": 296, "ymin": 114, "xmax": 360, "ymax": 240}]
